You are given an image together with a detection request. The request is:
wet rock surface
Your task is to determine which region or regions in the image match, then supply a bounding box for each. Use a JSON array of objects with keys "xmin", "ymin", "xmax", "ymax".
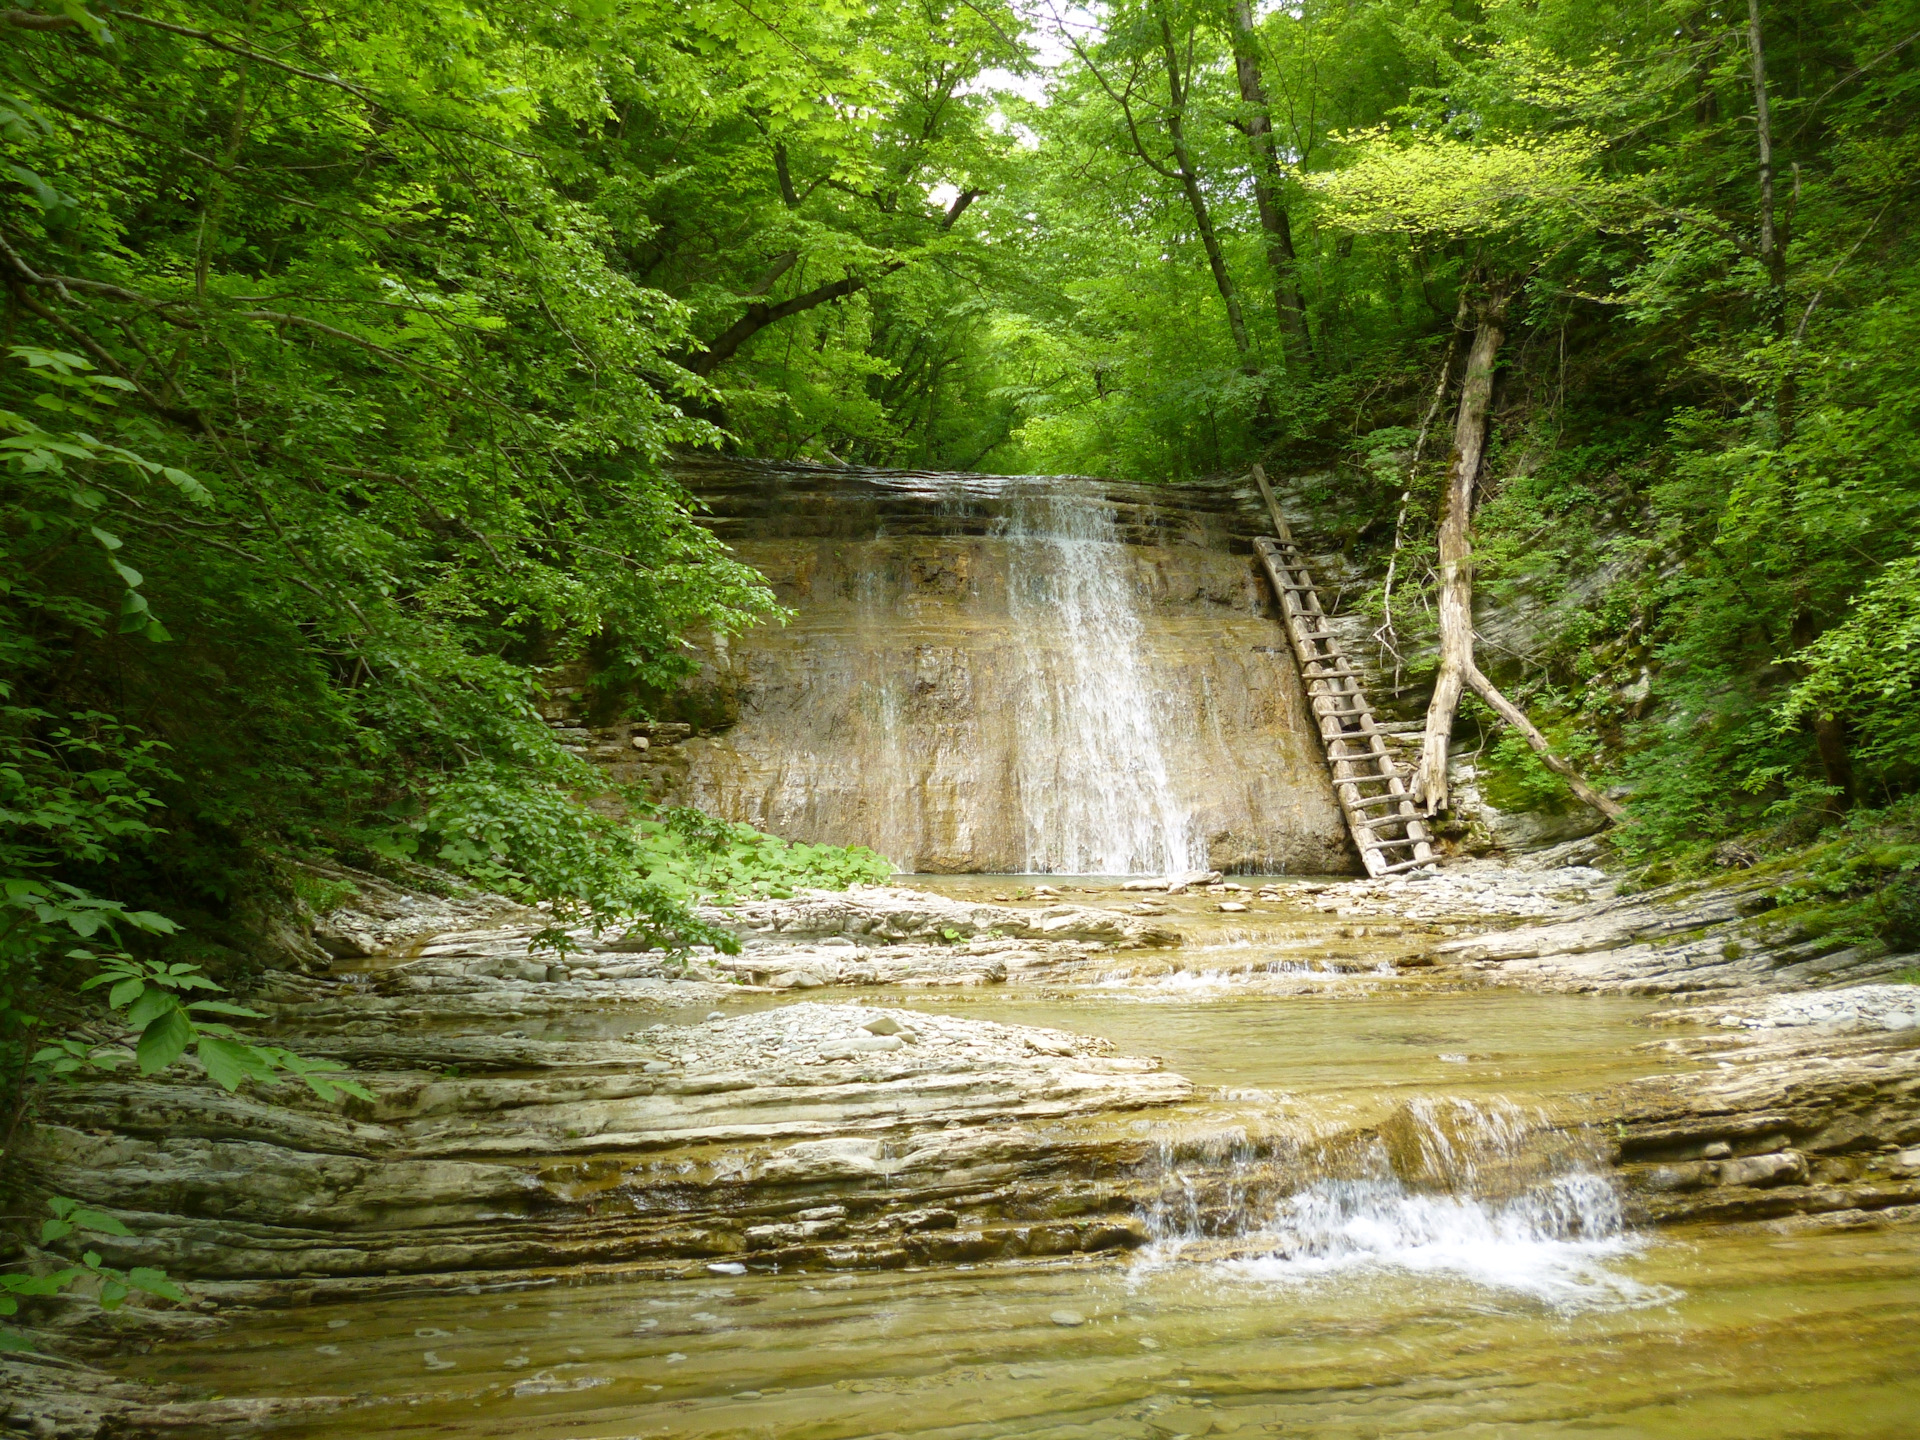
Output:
[
  {"xmin": 13, "ymin": 855, "xmax": 1920, "ymax": 1435},
  {"xmin": 22, "ymin": 996, "xmax": 1187, "ymax": 1293}
]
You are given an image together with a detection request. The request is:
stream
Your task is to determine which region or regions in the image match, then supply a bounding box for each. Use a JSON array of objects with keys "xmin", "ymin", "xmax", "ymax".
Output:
[
  {"xmin": 37, "ymin": 471, "xmax": 1920, "ymax": 1439},
  {"xmin": 111, "ymin": 877, "xmax": 1920, "ymax": 1439}
]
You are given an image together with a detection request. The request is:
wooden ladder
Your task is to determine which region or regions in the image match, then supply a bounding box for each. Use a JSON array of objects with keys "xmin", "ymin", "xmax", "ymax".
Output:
[{"xmin": 1250, "ymin": 467, "xmax": 1435, "ymax": 878}]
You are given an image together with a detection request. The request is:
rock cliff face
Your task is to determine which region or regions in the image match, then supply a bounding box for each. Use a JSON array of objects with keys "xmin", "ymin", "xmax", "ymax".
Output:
[{"xmin": 640, "ymin": 461, "xmax": 1353, "ymax": 875}]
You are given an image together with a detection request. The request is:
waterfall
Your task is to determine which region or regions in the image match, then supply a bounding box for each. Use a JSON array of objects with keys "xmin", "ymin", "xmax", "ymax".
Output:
[
  {"xmin": 666, "ymin": 461, "xmax": 1354, "ymax": 876},
  {"xmin": 1140, "ymin": 1098, "xmax": 1659, "ymax": 1311},
  {"xmin": 1004, "ymin": 486, "xmax": 1199, "ymax": 875}
]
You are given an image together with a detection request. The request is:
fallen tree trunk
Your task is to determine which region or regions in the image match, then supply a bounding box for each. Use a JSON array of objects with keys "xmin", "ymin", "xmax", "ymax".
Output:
[
  {"xmin": 1463, "ymin": 664, "xmax": 1625, "ymax": 821},
  {"xmin": 1413, "ymin": 283, "xmax": 1624, "ymax": 824}
]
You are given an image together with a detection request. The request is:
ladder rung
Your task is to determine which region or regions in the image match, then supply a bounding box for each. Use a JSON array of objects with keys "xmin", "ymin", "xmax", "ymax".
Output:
[
  {"xmin": 1346, "ymin": 792, "xmax": 1413, "ymax": 810},
  {"xmin": 1360, "ymin": 834, "xmax": 1421, "ymax": 852}
]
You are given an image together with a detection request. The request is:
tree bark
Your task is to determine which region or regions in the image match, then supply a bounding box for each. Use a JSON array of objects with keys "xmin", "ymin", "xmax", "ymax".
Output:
[
  {"xmin": 1155, "ymin": 7, "xmax": 1254, "ymax": 369},
  {"xmin": 1746, "ymin": 0, "xmax": 1785, "ymax": 293},
  {"xmin": 1225, "ymin": 0, "xmax": 1313, "ymax": 370},
  {"xmin": 1413, "ymin": 293, "xmax": 1506, "ymax": 813},
  {"xmin": 1412, "ymin": 284, "xmax": 1624, "ymax": 823}
]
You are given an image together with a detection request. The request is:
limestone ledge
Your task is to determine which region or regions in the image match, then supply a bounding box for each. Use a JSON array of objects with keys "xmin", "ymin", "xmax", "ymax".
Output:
[
  {"xmin": 705, "ymin": 885, "xmax": 1180, "ymax": 948},
  {"xmin": 1426, "ymin": 869, "xmax": 1916, "ymax": 996},
  {"xmin": 1654, "ymin": 982, "xmax": 1920, "ymax": 1034},
  {"xmin": 1610, "ymin": 1014, "xmax": 1920, "ymax": 1225},
  {"xmin": 310, "ymin": 883, "xmax": 1177, "ymax": 998},
  {"xmin": 20, "ymin": 1004, "xmax": 1192, "ymax": 1290}
]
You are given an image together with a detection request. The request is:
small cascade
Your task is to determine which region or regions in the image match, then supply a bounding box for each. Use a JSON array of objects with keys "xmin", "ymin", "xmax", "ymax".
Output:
[
  {"xmin": 1141, "ymin": 1097, "xmax": 1656, "ymax": 1310},
  {"xmin": 1003, "ymin": 486, "xmax": 1198, "ymax": 874}
]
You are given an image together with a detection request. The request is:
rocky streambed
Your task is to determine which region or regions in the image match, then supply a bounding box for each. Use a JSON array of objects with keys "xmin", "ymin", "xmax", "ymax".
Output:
[{"xmin": 7, "ymin": 852, "xmax": 1920, "ymax": 1437}]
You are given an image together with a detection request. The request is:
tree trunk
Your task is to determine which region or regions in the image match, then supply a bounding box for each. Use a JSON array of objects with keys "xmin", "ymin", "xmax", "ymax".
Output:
[
  {"xmin": 1746, "ymin": 0, "xmax": 1785, "ymax": 293},
  {"xmin": 1226, "ymin": 0, "xmax": 1313, "ymax": 370},
  {"xmin": 1747, "ymin": 0, "xmax": 1799, "ymax": 439},
  {"xmin": 1462, "ymin": 666, "xmax": 1625, "ymax": 821},
  {"xmin": 1376, "ymin": 289, "xmax": 1470, "ymax": 678},
  {"xmin": 1413, "ymin": 293, "xmax": 1506, "ymax": 812},
  {"xmin": 1412, "ymin": 285, "xmax": 1624, "ymax": 823},
  {"xmin": 684, "ymin": 267, "xmax": 896, "ymax": 376},
  {"xmin": 1156, "ymin": 7, "xmax": 1254, "ymax": 369}
]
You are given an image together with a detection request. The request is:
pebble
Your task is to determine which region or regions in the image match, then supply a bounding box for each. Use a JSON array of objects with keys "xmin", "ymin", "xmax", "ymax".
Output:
[
  {"xmin": 706, "ymin": 1011, "xmax": 726, "ymax": 1021},
  {"xmin": 1050, "ymin": 1310, "xmax": 1086, "ymax": 1327}
]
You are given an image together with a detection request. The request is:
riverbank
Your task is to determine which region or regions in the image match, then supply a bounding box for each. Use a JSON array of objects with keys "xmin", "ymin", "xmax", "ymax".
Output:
[{"xmin": 7, "ymin": 851, "xmax": 1919, "ymax": 1437}]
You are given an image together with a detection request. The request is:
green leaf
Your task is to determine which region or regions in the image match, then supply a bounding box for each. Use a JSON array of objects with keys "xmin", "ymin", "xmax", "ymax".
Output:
[
  {"xmin": 135, "ymin": 1006, "xmax": 194, "ymax": 1075},
  {"xmin": 124, "ymin": 986, "xmax": 173, "ymax": 1029},
  {"xmin": 195, "ymin": 1035, "xmax": 273, "ymax": 1092},
  {"xmin": 125, "ymin": 1267, "xmax": 187, "ymax": 1303},
  {"xmin": 64, "ymin": 1206, "xmax": 130, "ymax": 1238},
  {"xmin": 107, "ymin": 976, "xmax": 144, "ymax": 1009},
  {"xmin": 160, "ymin": 467, "xmax": 212, "ymax": 503},
  {"xmin": 3, "ymin": 161, "xmax": 75, "ymax": 213}
]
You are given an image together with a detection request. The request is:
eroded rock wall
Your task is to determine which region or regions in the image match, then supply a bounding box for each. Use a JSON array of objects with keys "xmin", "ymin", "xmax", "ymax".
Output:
[{"xmin": 647, "ymin": 462, "xmax": 1353, "ymax": 875}]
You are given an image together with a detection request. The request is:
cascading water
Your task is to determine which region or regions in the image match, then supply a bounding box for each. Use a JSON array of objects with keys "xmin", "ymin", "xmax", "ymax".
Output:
[
  {"xmin": 1003, "ymin": 486, "xmax": 1199, "ymax": 874},
  {"xmin": 1141, "ymin": 1097, "xmax": 1661, "ymax": 1311},
  {"xmin": 665, "ymin": 462, "xmax": 1353, "ymax": 875}
]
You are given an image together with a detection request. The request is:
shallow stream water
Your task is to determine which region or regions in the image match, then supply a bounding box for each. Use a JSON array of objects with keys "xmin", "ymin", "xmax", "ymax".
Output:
[{"xmin": 124, "ymin": 879, "xmax": 1920, "ymax": 1438}]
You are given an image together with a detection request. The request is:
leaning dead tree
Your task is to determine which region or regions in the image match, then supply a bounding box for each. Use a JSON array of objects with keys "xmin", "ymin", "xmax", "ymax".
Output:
[{"xmin": 1413, "ymin": 283, "xmax": 1625, "ymax": 823}]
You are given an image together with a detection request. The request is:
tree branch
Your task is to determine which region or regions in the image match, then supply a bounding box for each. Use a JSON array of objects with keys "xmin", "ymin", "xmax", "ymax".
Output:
[
  {"xmin": 684, "ymin": 266, "xmax": 902, "ymax": 376},
  {"xmin": 3, "ymin": 7, "xmax": 79, "ymax": 29},
  {"xmin": 1465, "ymin": 664, "xmax": 1625, "ymax": 821},
  {"xmin": 941, "ymin": 188, "xmax": 981, "ymax": 229}
]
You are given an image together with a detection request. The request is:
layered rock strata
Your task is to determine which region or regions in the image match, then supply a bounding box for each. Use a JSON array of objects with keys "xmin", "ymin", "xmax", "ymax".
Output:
[
  {"xmin": 1613, "ymin": 1001, "xmax": 1920, "ymax": 1226},
  {"xmin": 640, "ymin": 461, "xmax": 1355, "ymax": 874},
  {"xmin": 12, "ymin": 857, "xmax": 1920, "ymax": 1439},
  {"xmin": 23, "ymin": 1001, "xmax": 1188, "ymax": 1302}
]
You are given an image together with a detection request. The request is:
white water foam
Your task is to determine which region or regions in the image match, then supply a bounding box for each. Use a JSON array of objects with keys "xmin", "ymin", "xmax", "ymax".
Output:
[
  {"xmin": 1225, "ymin": 1175, "xmax": 1661, "ymax": 1311},
  {"xmin": 1004, "ymin": 487, "xmax": 1199, "ymax": 876},
  {"xmin": 1141, "ymin": 1098, "xmax": 1674, "ymax": 1313}
]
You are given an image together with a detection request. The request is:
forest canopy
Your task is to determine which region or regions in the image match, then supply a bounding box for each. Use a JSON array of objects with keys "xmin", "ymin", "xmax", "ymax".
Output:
[{"xmin": 3, "ymin": 0, "xmax": 1919, "ymax": 1085}]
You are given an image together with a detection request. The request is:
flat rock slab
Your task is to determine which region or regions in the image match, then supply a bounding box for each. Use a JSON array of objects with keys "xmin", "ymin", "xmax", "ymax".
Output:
[{"xmin": 27, "ymin": 1004, "xmax": 1192, "ymax": 1285}]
